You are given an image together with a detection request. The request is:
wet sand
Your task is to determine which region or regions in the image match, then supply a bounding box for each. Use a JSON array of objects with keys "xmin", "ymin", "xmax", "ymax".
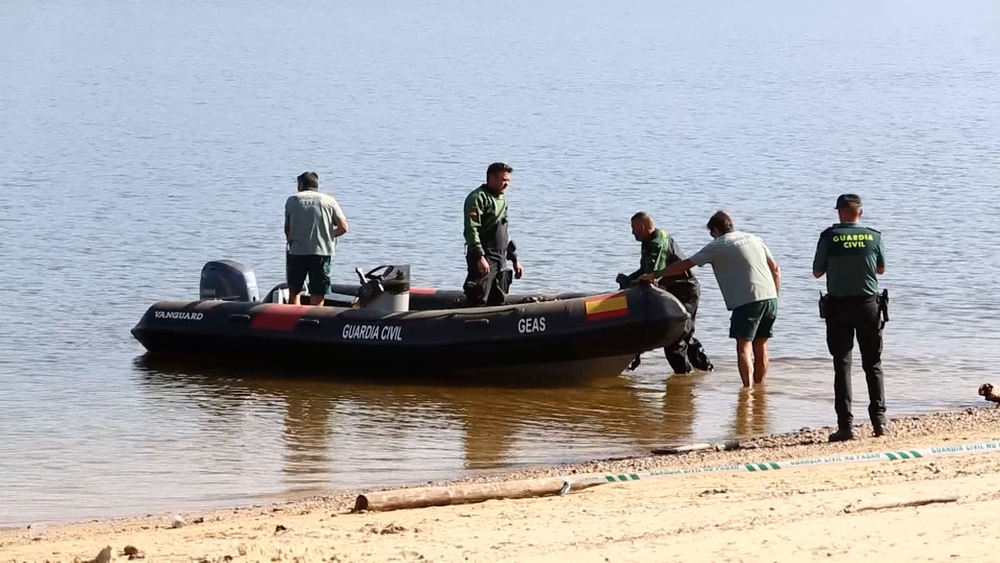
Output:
[{"xmin": 3, "ymin": 406, "xmax": 999, "ymax": 562}]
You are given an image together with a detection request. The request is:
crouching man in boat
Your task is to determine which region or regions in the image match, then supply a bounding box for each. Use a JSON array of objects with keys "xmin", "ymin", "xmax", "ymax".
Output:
[
  {"xmin": 618, "ymin": 212, "xmax": 714, "ymax": 374},
  {"xmin": 284, "ymin": 171, "xmax": 349, "ymax": 306},
  {"xmin": 462, "ymin": 162, "xmax": 524, "ymax": 306}
]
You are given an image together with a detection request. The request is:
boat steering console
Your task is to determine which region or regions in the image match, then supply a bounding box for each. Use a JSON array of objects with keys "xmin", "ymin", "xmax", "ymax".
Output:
[
  {"xmin": 354, "ymin": 265, "xmax": 394, "ymax": 307},
  {"xmin": 353, "ymin": 264, "xmax": 411, "ymax": 312}
]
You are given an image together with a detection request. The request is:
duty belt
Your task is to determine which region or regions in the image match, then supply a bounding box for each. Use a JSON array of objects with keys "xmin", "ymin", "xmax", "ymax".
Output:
[{"xmin": 818, "ymin": 289, "xmax": 889, "ymax": 330}]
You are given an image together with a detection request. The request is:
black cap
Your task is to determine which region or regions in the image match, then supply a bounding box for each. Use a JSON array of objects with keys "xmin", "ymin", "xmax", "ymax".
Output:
[{"xmin": 835, "ymin": 194, "xmax": 862, "ymax": 209}]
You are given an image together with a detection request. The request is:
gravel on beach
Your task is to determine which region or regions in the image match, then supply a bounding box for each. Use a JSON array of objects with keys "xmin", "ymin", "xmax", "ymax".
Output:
[{"xmin": 257, "ymin": 405, "xmax": 1000, "ymax": 517}]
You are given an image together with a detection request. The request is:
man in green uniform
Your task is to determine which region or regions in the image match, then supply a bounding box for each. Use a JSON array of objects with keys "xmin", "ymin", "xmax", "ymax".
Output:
[
  {"xmin": 618, "ymin": 212, "xmax": 713, "ymax": 374},
  {"xmin": 463, "ymin": 162, "xmax": 523, "ymax": 306},
  {"xmin": 813, "ymin": 194, "xmax": 887, "ymax": 442}
]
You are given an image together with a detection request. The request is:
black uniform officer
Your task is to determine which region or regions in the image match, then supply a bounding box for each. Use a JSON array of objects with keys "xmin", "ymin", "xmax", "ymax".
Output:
[
  {"xmin": 813, "ymin": 194, "xmax": 888, "ymax": 442},
  {"xmin": 618, "ymin": 212, "xmax": 713, "ymax": 374},
  {"xmin": 462, "ymin": 162, "xmax": 523, "ymax": 305}
]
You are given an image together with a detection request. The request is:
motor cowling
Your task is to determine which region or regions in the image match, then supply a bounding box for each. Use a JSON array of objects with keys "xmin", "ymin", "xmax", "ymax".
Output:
[{"xmin": 200, "ymin": 259, "xmax": 260, "ymax": 302}]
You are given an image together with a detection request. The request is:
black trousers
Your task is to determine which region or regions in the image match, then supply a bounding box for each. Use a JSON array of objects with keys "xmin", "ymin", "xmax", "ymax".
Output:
[
  {"xmin": 826, "ymin": 295, "xmax": 885, "ymax": 429},
  {"xmin": 463, "ymin": 254, "xmax": 510, "ymax": 306},
  {"xmin": 664, "ymin": 293, "xmax": 712, "ymax": 374}
]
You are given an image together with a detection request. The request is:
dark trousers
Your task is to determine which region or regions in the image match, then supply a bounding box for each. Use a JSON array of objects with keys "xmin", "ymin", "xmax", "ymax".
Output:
[
  {"xmin": 463, "ymin": 254, "xmax": 510, "ymax": 306},
  {"xmin": 826, "ymin": 295, "xmax": 885, "ymax": 429},
  {"xmin": 664, "ymin": 293, "xmax": 712, "ymax": 374}
]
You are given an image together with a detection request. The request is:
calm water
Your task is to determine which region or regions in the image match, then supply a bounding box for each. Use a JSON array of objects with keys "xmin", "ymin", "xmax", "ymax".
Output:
[{"xmin": 1, "ymin": 0, "xmax": 998, "ymax": 526}]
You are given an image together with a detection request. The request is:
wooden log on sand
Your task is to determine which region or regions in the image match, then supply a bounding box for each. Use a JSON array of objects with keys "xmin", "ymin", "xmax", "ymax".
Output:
[
  {"xmin": 650, "ymin": 443, "xmax": 715, "ymax": 455},
  {"xmin": 354, "ymin": 477, "xmax": 606, "ymax": 513},
  {"xmin": 843, "ymin": 496, "xmax": 959, "ymax": 514},
  {"xmin": 650, "ymin": 440, "xmax": 740, "ymax": 456}
]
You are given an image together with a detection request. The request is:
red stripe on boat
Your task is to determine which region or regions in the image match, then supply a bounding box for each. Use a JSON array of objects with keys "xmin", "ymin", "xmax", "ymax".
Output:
[
  {"xmin": 251, "ymin": 305, "xmax": 311, "ymax": 331},
  {"xmin": 410, "ymin": 287, "xmax": 436, "ymax": 295}
]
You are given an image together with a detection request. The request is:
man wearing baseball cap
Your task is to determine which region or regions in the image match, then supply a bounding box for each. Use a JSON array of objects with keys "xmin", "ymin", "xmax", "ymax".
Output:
[{"xmin": 813, "ymin": 194, "xmax": 888, "ymax": 442}]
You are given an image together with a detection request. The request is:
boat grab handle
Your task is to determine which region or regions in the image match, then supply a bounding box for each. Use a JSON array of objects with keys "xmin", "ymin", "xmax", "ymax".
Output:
[
  {"xmin": 464, "ymin": 318, "xmax": 489, "ymax": 325},
  {"xmin": 298, "ymin": 318, "xmax": 321, "ymax": 326},
  {"xmin": 229, "ymin": 314, "xmax": 251, "ymax": 323}
]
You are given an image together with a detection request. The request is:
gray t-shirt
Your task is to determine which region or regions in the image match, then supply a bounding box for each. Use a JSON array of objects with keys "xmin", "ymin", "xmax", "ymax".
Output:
[
  {"xmin": 689, "ymin": 231, "xmax": 777, "ymax": 310},
  {"xmin": 284, "ymin": 190, "xmax": 346, "ymax": 256}
]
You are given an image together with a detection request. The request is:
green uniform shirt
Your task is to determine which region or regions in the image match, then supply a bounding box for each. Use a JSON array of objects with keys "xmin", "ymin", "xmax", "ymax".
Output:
[
  {"xmin": 623, "ymin": 229, "xmax": 700, "ymax": 300},
  {"xmin": 463, "ymin": 184, "xmax": 514, "ymax": 261},
  {"xmin": 813, "ymin": 222, "xmax": 885, "ymax": 296},
  {"xmin": 640, "ymin": 229, "xmax": 671, "ymax": 273}
]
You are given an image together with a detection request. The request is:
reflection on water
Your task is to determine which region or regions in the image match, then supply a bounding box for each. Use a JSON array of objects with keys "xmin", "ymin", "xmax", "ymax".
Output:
[
  {"xmin": 660, "ymin": 373, "xmax": 699, "ymax": 443},
  {"xmin": 735, "ymin": 387, "xmax": 769, "ymax": 438},
  {"xmin": 134, "ymin": 355, "xmax": 757, "ymax": 496},
  {"xmin": 282, "ymin": 396, "xmax": 333, "ymax": 489}
]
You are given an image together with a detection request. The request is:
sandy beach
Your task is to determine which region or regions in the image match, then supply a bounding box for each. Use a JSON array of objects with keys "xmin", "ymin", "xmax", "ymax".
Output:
[{"xmin": 3, "ymin": 406, "xmax": 999, "ymax": 563}]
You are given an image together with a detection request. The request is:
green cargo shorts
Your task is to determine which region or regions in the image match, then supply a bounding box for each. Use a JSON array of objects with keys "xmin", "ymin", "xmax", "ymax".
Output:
[
  {"xmin": 286, "ymin": 254, "xmax": 331, "ymax": 296},
  {"xmin": 729, "ymin": 298, "xmax": 778, "ymax": 340}
]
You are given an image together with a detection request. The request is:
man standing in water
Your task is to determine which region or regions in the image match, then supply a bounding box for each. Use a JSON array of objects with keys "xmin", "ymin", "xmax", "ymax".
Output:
[
  {"xmin": 462, "ymin": 162, "xmax": 523, "ymax": 306},
  {"xmin": 813, "ymin": 194, "xmax": 888, "ymax": 442},
  {"xmin": 642, "ymin": 211, "xmax": 780, "ymax": 388},
  {"xmin": 284, "ymin": 171, "xmax": 349, "ymax": 306},
  {"xmin": 618, "ymin": 212, "xmax": 714, "ymax": 374}
]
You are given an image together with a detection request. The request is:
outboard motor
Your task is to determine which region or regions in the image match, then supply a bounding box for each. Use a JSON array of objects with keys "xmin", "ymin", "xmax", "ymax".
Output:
[
  {"xmin": 200, "ymin": 259, "xmax": 260, "ymax": 302},
  {"xmin": 355, "ymin": 265, "xmax": 410, "ymax": 312}
]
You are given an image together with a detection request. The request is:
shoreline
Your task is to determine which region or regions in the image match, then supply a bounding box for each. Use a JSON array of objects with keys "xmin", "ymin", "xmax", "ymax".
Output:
[
  {"xmin": 3, "ymin": 404, "xmax": 1000, "ymax": 561},
  {"xmin": 2, "ymin": 402, "xmax": 987, "ymax": 530}
]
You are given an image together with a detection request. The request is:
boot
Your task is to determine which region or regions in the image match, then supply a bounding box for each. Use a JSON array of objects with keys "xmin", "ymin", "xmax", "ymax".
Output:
[
  {"xmin": 872, "ymin": 422, "xmax": 887, "ymax": 437},
  {"xmin": 687, "ymin": 338, "xmax": 713, "ymax": 372},
  {"xmin": 828, "ymin": 427, "xmax": 855, "ymax": 442}
]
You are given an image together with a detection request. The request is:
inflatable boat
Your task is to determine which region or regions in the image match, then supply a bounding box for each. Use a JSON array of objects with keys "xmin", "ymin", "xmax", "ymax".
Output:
[{"xmin": 131, "ymin": 260, "xmax": 691, "ymax": 380}]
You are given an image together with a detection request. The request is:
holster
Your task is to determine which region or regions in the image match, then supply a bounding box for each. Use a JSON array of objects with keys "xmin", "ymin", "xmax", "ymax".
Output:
[{"xmin": 818, "ymin": 292, "xmax": 828, "ymax": 319}]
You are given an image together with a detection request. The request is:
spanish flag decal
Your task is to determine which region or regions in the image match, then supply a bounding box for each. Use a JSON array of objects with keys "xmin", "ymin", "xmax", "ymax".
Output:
[{"xmin": 585, "ymin": 292, "xmax": 629, "ymax": 321}]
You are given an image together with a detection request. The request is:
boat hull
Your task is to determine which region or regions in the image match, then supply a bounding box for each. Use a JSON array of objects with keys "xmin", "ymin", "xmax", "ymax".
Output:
[{"xmin": 132, "ymin": 284, "xmax": 689, "ymax": 380}]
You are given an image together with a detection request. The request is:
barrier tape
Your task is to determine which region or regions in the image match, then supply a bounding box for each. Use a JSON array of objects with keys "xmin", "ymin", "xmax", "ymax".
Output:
[{"xmin": 568, "ymin": 440, "xmax": 1000, "ymax": 486}]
